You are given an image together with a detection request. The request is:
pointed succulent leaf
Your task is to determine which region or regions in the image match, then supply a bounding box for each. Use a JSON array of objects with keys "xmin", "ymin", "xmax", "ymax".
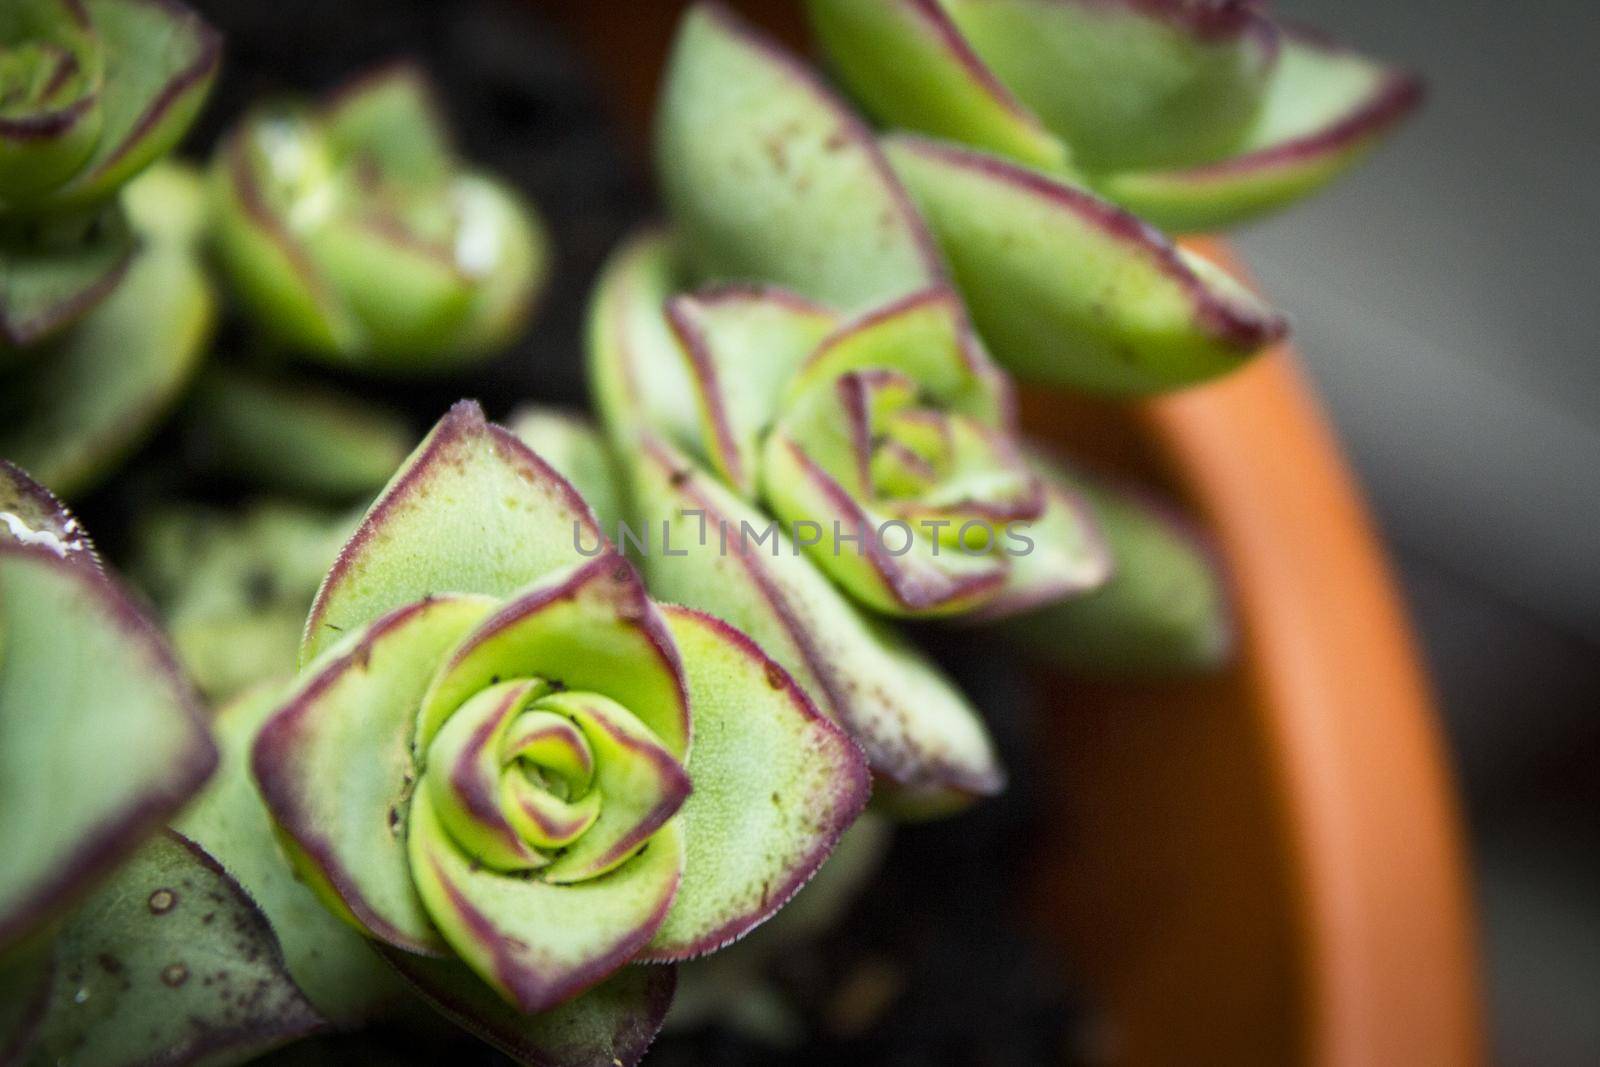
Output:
[
  {"xmin": 642, "ymin": 606, "xmax": 869, "ymax": 960},
  {"xmin": 302, "ymin": 399, "xmax": 604, "ymax": 663},
  {"xmin": 999, "ymin": 457, "xmax": 1233, "ymax": 674},
  {"xmin": 26, "ymin": 831, "xmax": 322, "ymax": 1067},
  {"xmin": 253, "ymin": 594, "xmax": 498, "ymax": 954},
  {"xmin": 407, "ymin": 791, "xmax": 683, "ymax": 1017},
  {"xmin": 175, "ymin": 684, "xmax": 407, "ymax": 1026},
  {"xmin": 508, "ymin": 407, "xmax": 626, "ymax": 535},
  {"xmin": 806, "ymin": 0, "xmax": 1071, "ymax": 173},
  {"xmin": 935, "ymin": 0, "xmax": 1278, "ymax": 172},
  {"xmin": 185, "ymin": 365, "xmax": 413, "ymax": 502},
  {"xmin": 656, "ymin": 3, "xmax": 941, "ymax": 312},
  {"xmin": 0, "ymin": 459, "xmax": 95, "ymax": 567},
  {"xmin": 0, "ymin": 464, "xmax": 216, "ymax": 956},
  {"xmin": 630, "ymin": 435, "xmax": 1004, "ymax": 812},
  {"xmin": 665, "ymin": 285, "xmax": 838, "ymax": 497},
  {"xmin": 1100, "ymin": 29, "xmax": 1425, "ymax": 231},
  {"xmin": 0, "ymin": 163, "xmax": 214, "ymax": 496},
  {"xmin": 885, "ymin": 134, "xmax": 1285, "ymax": 394},
  {"xmin": 380, "ymin": 949, "xmax": 675, "ymax": 1067},
  {"xmin": 209, "ymin": 63, "xmax": 548, "ymax": 372}
]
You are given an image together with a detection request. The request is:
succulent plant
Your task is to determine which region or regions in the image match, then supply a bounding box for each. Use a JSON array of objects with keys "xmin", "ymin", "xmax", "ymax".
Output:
[
  {"xmin": 0, "ymin": 461, "xmax": 216, "ymax": 963},
  {"xmin": 0, "ymin": 160, "xmax": 216, "ymax": 497},
  {"xmin": 655, "ymin": 3, "xmax": 1297, "ymax": 395},
  {"xmin": 209, "ymin": 62, "xmax": 549, "ymax": 372},
  {"xmin": 0, "ymin": 0, "xmax": 218, "ymax": 346},
  {"xmin": 807, "ymin": 0, "xmax": 1423, "ymax": 233},
  {"xmin": 232, "ymin": 401, "xmax": 868, "ymax": 1061}
]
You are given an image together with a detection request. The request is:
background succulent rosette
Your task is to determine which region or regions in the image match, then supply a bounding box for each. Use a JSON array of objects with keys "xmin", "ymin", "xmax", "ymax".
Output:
[
  {"xmin": 241, "ymin": 401, "xmax": 868, "ymax": 1060},
  {"xmin": 0, "ymin": 0, "xmax": 218, "ymax": 346},
  {"xmin": 209, "ymin": 63, "xmax": 548, "ymax": 372},
  {"xmin": 590, "ymin": 222, "xmax": 1121, "ymax": 815}
]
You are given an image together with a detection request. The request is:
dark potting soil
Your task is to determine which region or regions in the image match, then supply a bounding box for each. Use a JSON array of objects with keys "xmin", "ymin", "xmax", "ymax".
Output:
[{"xmin": 89, "ymin": 1, "xmax": 1094, "ymax": 1062}]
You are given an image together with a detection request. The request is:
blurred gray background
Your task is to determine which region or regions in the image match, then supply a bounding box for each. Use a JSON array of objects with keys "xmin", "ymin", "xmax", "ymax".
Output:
[{"xmin": 1240, "ymin": 2, "xmax": 1599, "ymax": 1063}]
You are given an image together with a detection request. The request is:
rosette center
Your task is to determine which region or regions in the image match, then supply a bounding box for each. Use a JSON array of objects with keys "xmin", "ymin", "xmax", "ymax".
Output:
[{"xmin": 421, "ymin": 675, "xmax": 690, "ymax": 886}]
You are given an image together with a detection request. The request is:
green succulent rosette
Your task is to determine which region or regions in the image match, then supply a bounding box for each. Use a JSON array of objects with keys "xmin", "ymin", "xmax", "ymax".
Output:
[
  {"xmin": 807, "ymin": 0, "xmax": 1422, "ymax": 233},
  {"xmin": 247, "ymin": 402, "xmax": 868, "ymax": 1060},
  {"xmin": 590, "ymin": 230, "xmax": 1116, "ymax": 815},
  {"xmin": 0, "ymin": 0, "xmax": 218, "ymax": 345},
  {"xmin": 655, "ymin": 3, "xmax": 1289, "ymax": 395},
  {"xmin": 209, "ymin": 62, "xmax": 549, "ymax": 372}
]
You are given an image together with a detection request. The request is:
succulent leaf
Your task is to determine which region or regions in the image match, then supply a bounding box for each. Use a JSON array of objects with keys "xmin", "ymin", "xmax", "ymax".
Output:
[
  {"xmin": 25, "ymin": 831, "xmax": 322, "ymax": 1067},
  {"xmin": 935, "ymin": 0, "xmax": 1277, "ymax": 172},
  {"xmin": 966, "ymin": 457, "xmax": 1112, "ymax": 620},
  {"xmin": 0, "ymin": 207, "xmax": 132, "ymax": 352},
  {"xmin": 209, "ymin": 63, "xmax": 548, "ymax": 371},
  {"xmin": 999, "ymin": 456, "xmax": 1234, "ymax": 674},
  {"xmin": 665, "ymin": 286, "xmax": 838, "ymax": 497},
  {"xmin": 408, "ymin": 792, "xmax": 683, "ymax": 1016},
  {"xmin": 302, "ymin": 400, "xmax": 604, "ymax": 664},
  {"xmin": 175, "ymin": 684, "xmax": 407, "ymax": 1026},
  {"xmin": 0, "ymin": 463, "xmax": 215, "ymax": 956},
  {"xmin": 413, "ymin": 557, "xmax": 690, "ymax": 761},
  {"xmin": 805, "ymin": 0, "xmax": 1071, "ymax": 172},
  {"xmin": 885, "ymin": 134, "xmax": 1284, "ymax": 394},
  {"xmin": 1100, "ymin": 28, "xmax": 1425, "ymax": 231},
  {"xmin": 254, "ymin": 594, "xmax": 499, "ymax": 954},
  {"xmin": 0, "ymin": 162, "xmax": 214, "ymax": 496},
  {"xmin": 656, "ymin": 3, "xmax": 941, "ymax": 312},
  {"xmin": 586, "ymin": 230, "xmax": 704, "ymax": 456},
  {"xmin": 643, "ymin": 606, "xmax": 869, "ymax": 959},
  {"xmin": 508, "ymin": 408, "xmax": 627, "ymax": 536}
]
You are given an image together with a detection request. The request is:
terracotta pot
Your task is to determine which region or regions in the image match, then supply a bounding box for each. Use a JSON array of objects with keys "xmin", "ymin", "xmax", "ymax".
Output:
[
  {"xmin": 1019, "ymin": 245, "xmax": 1484, "ymax": 1066},
  {"xmin": 536, "ymin": 4, "xmax": 1484, "ymax": 1062}
]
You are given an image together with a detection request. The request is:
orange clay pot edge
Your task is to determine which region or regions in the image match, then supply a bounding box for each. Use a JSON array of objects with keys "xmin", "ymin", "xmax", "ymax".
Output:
[{"xmin": 1135, "ymin": 237, "xmax": 1484, "ymax": 1064}]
